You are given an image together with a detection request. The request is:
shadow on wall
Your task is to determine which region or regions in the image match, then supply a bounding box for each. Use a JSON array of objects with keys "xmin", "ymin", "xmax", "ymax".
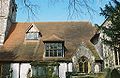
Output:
[
  {"xmin": 111, "ymin": 68, "xmax": 120, "ymax": 78},
  {"xmin": 105, "ymin": 68, "xmax": 120, "ymax": 78},
  {"xmin": 66, "ymin": 68, "xmax": 120, "ymax": 78}
]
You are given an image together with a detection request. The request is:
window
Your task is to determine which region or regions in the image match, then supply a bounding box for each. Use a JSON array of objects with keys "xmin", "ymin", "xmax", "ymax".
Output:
[
  {"xmin": 114, "ymin": 50, "xmax": 120, "ymax": 65},
  {"xmin": 79, "ymin": 56, "xmax": 88, "ymax": 73},
  {"xmin": 45, "ymin": 42, "xmax": 64, "ymax": 57},
  {"xmin": 26, "ymin": 32, "xmax": 40, "ymax": 40},
  {"xmin": 94, "ymin": 64, "xmax": 100, "ymax": 73},
  {"xmin": 26, "ymin": 24, "xmax": 40, "ymax": 40}
]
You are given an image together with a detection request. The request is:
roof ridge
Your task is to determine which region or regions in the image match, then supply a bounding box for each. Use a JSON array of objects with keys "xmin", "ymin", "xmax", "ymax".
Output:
[{"xmin": 13, "ymin": 21, "xmax": 90, "ymax": 24}]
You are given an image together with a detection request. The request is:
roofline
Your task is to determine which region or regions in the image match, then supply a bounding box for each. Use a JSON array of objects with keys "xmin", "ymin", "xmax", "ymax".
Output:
[
  {"xmin": 13, "ymin": 20, "xmax": 91, "ymax": 24},
  {"xmin": 0, "ymin": 60, "xmax": 72, "ymax": 63}
]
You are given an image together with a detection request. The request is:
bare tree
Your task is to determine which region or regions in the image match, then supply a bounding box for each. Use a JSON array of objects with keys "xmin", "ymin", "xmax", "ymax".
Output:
[
  {"xmin": 17, "ymin": 0, "xmax": 41, "ymax": 21},
  {"xmin": 17, "ymin": 0, "xmax": 104, "ymax": 21},
  {"xmin": 67, "ymin": 0, "xmax": 97, "ymax": 19}
]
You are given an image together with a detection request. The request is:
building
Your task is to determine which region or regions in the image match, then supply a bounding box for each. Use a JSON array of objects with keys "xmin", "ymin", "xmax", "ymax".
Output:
[
  {"xmin": 91, "ymin": 18, "xmax": 120, "ymax": 69},
  {"xmin": 0, "ymin": 0, "xmax": 103, "ymax": 78}
]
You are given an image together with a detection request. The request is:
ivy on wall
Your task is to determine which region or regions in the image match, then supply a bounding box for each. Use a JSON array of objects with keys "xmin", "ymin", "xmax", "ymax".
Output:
[{"xmin": 30, "ymin": 61, "xmax": 60, "ymax": 78}]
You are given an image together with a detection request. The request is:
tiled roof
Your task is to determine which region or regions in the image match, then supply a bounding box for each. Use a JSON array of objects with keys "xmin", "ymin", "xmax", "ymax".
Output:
[
  {"xmin": 0, "ymin": 21, "xmax": 100, "ymax": 62},
  {"xmin": 43, "ymin": 34, "xmax": 64, "ymax": 42}
]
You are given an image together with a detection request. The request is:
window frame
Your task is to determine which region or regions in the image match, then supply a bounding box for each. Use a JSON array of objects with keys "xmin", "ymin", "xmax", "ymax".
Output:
[
  {"xmin": 44, "ymin": 41, "xmax": 64, "ymax": 57},
  {"xmin": 26, "ymin": 32, "xmax": 40, "ymax": 40},
  {"xmin": 79, "ymin": 56, "xmax": 88, "ymax": 73},
  {"xmin": 25, "ymin": 24, "xmax": 40, "ymax": 40}
]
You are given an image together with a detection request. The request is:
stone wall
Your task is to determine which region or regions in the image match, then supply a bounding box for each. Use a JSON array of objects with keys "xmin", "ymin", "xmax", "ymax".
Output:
[
  {"xmin": 99, "ymin": 20, "xmax": 117, "ymax": 68},
  {"xmin": 66, "ymin": 72, "xmax": 105, "ymax": 78},
  {"xmin": 72, "ymin": 43, "xmax": 95, "ymax": 73},
  {"xmin": 0, "ymin": 0, "xmax": 16, "ymax": 45}
]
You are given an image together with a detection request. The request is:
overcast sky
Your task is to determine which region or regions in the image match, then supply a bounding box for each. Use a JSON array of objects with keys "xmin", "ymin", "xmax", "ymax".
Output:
[{"xmin": 16, "ymin": 0, "xmax": 111, "ymax": 25}]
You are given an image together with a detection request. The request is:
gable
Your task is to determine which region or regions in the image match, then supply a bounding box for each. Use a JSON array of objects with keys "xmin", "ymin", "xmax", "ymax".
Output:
[
  {"xmin": 25, "ymin": 24, "xmax": 41, "ymax": 40},
  {"xmin": 26, "ymin": 24, "xmax": 39, "ymax": 33},
  {"xmin": 72, "ymin": 43, "xmax": 95, "ymax": 63}
]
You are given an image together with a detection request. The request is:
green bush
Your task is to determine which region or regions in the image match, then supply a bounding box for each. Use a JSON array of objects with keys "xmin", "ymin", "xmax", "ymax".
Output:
[{"xmin": 31, "ymin": 61, "xmax": 60, "ymax": 78}]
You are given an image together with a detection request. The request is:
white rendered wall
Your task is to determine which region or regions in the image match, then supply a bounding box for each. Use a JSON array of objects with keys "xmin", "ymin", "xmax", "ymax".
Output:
[
  {"xmin": 68, "ymin": 63, "xmax": 72, "ymax": 72},
  {"xmin": 59, "ymin": 63, "xmax": 72, "ymax": 78},
  {"xmin": 11, "ymin": 63, "xmax": 31, "ymax": 78},
  {"xmin": 11, "ymin": 63, "xmax": 72, "ymax": 78},
  {"xmin": 11, "ymin": 63, "xmax": 19, "ymax": 78},
  {"xmin": 20, "ymin": 63, "xmax": 31, "ymax": 78}
]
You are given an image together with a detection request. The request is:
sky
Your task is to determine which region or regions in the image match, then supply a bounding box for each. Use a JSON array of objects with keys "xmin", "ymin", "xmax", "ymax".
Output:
[{"xmin": 16, "ymin": 0, "xmax": 111, "ymax": 25}]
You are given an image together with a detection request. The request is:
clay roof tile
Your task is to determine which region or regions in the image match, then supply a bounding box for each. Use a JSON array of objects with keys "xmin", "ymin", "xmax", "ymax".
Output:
[
  {"xmin": 43, "ymin": 34, "xmax": 64, "ymax": 42},
  {"xmin": 0, "ymin": 21, "xmax": 100, "ymax": 62}
]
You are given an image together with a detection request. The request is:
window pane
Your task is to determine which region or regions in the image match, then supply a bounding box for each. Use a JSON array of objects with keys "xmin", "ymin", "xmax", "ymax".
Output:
[
  {"xmin": 84, "ymin": 62, "xmax": 88, "ymax": 73},
  {"xmin": 26, "ymin": 32, "xmax": 39, "ymax": 40},
  {"xmin": 79, "ymin": 62, "xmax": 83, "ymax": 73},
  {"xmin": 33, "ymin": 33, "xmax": 38, "ymax": 39},
  {"xmin": 46, "ymin": 44, "xmax": 49, "ymax": 50},
  {"xmin": 45, "ymin": 43, "xmax": 63, "ymax": 57},
  {"xmin": 81, "ymin": 57, "xmax": 86, "ymax": 62},
  {"xmin": 45, "ymin": 50, "xmax": 49, "ymax": 57},
  {"xmin": 50, "ymin": 44, "xmax": 54, "ymax": 49},
  {"xmin": 79, "ymin": 56, "xmax": 88, "ymax": 73},
  {"xmin": 26, "ymin": 33, "xmax": 32, "ymax": 39},
  {"xmin": 54, "ymin": 43, "xmax": 58, "ymax": 49},
  {"xmin": 54, "ymin": 50, "xmax": 57, "ymax": 56},
  {"xmin": 58, "ymin": 50, "xmax": 62, "ymax": 56},
  {"xmin": 50, "ymin": 50, "xmax": 54, "ymax": 56},
  {"xmin": 58, "ymin": 43, "xmax": 62, "ymax": 49}
]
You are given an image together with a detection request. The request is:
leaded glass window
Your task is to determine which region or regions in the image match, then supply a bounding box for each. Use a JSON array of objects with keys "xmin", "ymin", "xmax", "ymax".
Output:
[
  {"xmin": 26, "ymin": 32, "xmax": 40, "ymax": 40},
  {"xmin": 79, "ymin": 56, "xmax": 88, "ymax": 73},
  {"xmin": 45, "ymin": 42, "xmax": 64, "ymax": 57}
]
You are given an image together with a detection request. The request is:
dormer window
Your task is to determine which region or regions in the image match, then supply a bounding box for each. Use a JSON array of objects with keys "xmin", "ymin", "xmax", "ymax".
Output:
[
  {"xmin": 26, "ymin": 32, "xmax": 39, "ymax": 40},
  {"xmin": 25, "ymin": 24, "xmax": 40, "ymax": 40},
  {"xmin": 45, "ymin": 42, "xmax": 64, "ymax": 57},
  {"xmin": 43, "ymin": 35, "xmax": 64, "ymax": 57}
]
